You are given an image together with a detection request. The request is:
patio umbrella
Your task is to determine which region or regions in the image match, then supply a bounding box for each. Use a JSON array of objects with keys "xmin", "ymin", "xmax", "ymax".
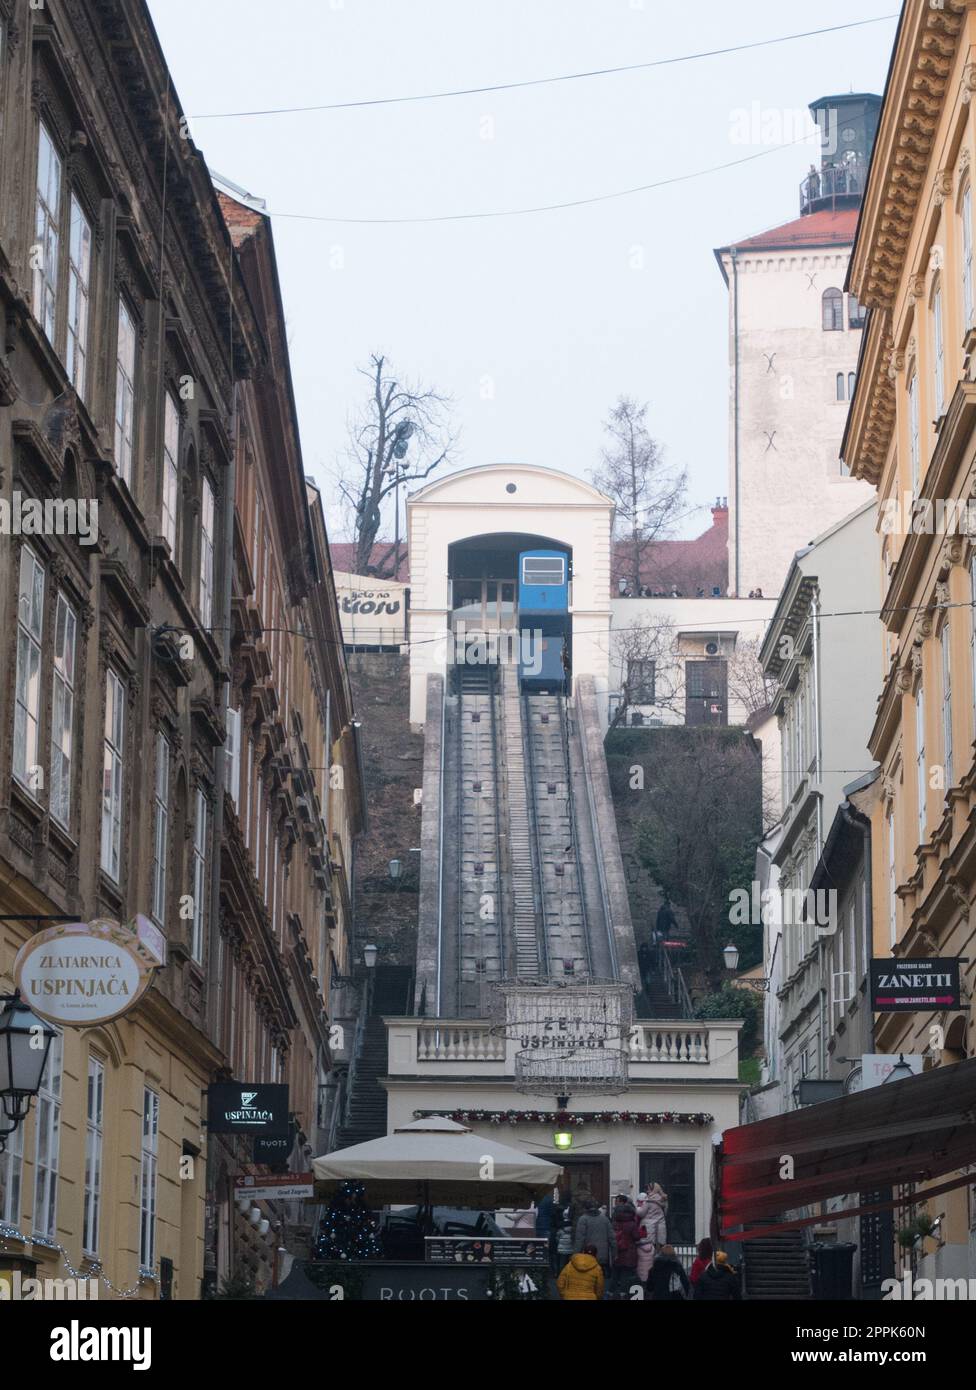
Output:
[{"xmin": 313, "ymin": 1116, "xmax": 563, "ymax": 1207}]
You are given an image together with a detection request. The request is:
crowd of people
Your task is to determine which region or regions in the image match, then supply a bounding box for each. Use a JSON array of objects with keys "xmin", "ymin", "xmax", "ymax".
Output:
[{"xmin": 536, "ymin": 1184, "xmax": 741, "ymax": 1302}]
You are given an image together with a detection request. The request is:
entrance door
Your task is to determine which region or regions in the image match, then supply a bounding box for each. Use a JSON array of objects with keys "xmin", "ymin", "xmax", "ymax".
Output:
[
  {"xmin": 685, "ymin": 659, "xmax": 728, "ymax": 726},
  {"xmin": 547, "ymin": 1156, "xmax": 609, "ymax": 1210}
]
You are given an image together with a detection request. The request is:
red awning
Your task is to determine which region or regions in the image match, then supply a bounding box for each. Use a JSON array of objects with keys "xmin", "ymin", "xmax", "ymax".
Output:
[{"xmin": 718, "ymin": 1056, "xmax": 976, "ymax": 1240}]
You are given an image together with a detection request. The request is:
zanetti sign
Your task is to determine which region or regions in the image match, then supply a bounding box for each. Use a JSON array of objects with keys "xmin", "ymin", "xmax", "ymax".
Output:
[
  {"xmin": 207, "ymin": 1083, "xmax": 290, "ymax": 1136},
  {"xmin": 869, "ymin": 958, "xmax": 962, "ymax": 1012}
]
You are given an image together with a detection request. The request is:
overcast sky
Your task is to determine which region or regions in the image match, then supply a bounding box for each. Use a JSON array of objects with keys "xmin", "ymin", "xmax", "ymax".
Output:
[{"xmin": 146, "ymin": 0, "xmax": 897, "ymax": 540}]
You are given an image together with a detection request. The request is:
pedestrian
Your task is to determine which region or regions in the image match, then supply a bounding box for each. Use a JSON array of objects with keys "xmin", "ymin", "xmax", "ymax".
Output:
[
  {"xmin": 641, "ymin": 1181, "xmax": 668, "ymax": 1255},
  {"xmin": 553, "ymin": 1199, "xmax": 574, "ymax": 1275},
  {"xmin": 557, "ymin": 1243, "xmax": 605, "ymax": 1301},
  {"xmin": 574, "ymin": 1198, "xmax": 614, "ymax": 1287},
  {"xmin": 610, "ymin": 1194, "xmax": 641, "ymax": 1297},
  {"xmin": 655, "ymin": 896, "xmax": 678, "ymax": 943},
  {"xmin": 693, "ymin": 1250, "xmax": 741, "ymax": 1301},
  {"xmin": 637, "ymin": 940, "xmax": 652, "ymax": 988},
  {"xmin": 649, "ymin": 1244, "xmax": 690, "ymax": 1301},
  {"xmin": 634, "ymin": 1199, "xmax": 655, "ymax": 1290},
  {"xmin": 689, "ymin": 1237, "xmax": 713, "ymax": 1290}
]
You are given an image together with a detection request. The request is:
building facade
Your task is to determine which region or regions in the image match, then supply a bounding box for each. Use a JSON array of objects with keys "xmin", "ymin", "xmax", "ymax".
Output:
[
  {"xmin": 843, "ymin": 0, "xmax": 976, "ymax": 1286},
  {"xmin": 0, "ymin": 1, "xmax": 361, "ymax": 1300},
  {"xmin": 716, "ymin": 95, "xmax": 880, "ymax": 600}
]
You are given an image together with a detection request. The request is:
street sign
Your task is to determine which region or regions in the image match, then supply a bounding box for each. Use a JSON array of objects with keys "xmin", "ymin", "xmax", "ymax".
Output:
[
  {"xmin": 14, "ymin": 918, "xmax": 162, "ymax": 1027},
  {"xmin": 869, "ymin": 957, "xmax": 961, "ymax": 1012},
  {"xmin": 234, "ymin": 1173, "xmax": 314, "ymax": 1202},
  {"xmin": 207, "ymin": 1083, "xmax": 290, "ymax": 1136}
]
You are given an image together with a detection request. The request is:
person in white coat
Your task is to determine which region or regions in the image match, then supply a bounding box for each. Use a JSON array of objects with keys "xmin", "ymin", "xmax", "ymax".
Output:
[{"xmin": 637, "ymin": 1182, "xmax": 668, "ymax": 1256}]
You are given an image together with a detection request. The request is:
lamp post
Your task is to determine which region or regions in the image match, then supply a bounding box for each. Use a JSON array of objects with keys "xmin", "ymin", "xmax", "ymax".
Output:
[
  {"xmin": 722, "ymin": 942, "xmax": 740, "ymax": 973},
  {"xmin": 0, "ymin": 992, "xmax": 58, "ymax": 1152}
]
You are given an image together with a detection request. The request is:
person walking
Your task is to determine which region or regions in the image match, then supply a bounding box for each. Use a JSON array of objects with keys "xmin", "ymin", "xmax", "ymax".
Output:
[
  {"xmin": 649, "ymin": 1244, "xmax": 691, "ymax": 1301},
  {"xmin": 689, "ymin": 1237, "xmax": 713, "ymax": 1291},
  {"xmin": 634, "ymin": 1200, "xmax": 656, "ymax": 1290},
  {"xmin": 693, "ymin": 1251, "xmax": 741, "ymax": 1301},
  {"xmin": 557, "ymin": 1244, "xmax": 605, "ymax": 1301},
  {"xmin": 574, "ymin": 1198, "xmax": 614, "ymax": 1288},
  {"xmin": 610, "ymin": 1195, "xmax": 641, "ymax": 1297},
  {"xmin": 553, "ymin": 1200, "xmax": 574, "ymax": 1276}
]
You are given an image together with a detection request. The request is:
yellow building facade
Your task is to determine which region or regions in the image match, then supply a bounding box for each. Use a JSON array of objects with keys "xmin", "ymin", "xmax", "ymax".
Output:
[{"xmin": 844, "ymin": 0, "xmax": 976, "ymax": 1277}]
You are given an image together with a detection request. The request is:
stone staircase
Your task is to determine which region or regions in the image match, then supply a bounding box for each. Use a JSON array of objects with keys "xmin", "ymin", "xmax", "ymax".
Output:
[
  {"xmin": 334, "ymin": 966, "xmax": 413, "ymax": 1149},
  {"xmin": 741, "ymin": 1232, "xmax": 813, "ymax": 1300}
]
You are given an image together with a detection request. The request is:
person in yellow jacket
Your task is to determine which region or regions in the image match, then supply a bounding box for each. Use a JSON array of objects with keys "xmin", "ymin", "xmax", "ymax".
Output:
[{"xmin": 557, "ymin": 1244, "xmax": 606, "ymax": 1300}]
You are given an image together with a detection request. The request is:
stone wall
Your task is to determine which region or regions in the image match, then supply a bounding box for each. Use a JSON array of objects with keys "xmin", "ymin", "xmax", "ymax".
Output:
[{"xmin": 347, "ymin": 652, "xmax": 424, "ymax": 967}]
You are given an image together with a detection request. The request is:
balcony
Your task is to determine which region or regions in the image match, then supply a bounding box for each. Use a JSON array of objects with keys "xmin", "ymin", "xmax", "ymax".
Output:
[
  {"xmin": 799, "ymin": 157, "xmax": 869, "ymax": 216},
  {"xmin": 386, "ymin": 1016, "xmax": 741, "ymax": 1082}
]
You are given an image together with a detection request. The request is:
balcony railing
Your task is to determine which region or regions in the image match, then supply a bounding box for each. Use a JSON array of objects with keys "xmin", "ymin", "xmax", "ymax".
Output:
[{"xmin": 799, "ymin": 157, "xmax": 869, "ymax": 215}]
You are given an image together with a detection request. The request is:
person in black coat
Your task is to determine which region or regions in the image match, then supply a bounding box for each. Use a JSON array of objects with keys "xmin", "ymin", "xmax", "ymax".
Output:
[
  {"xmin": 693, "ymin": 1252, "xmax": 741, "ymax": 1301},
  {"xmin": 649, "ymin": 1244, "xmax": 691, "ymax": 1300}
]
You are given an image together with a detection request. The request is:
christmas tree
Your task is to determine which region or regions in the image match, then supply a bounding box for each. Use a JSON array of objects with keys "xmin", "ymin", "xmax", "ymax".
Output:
[{"xmin": 315, "ymin": 1181, "xmax": 383, "ymax": 1261}]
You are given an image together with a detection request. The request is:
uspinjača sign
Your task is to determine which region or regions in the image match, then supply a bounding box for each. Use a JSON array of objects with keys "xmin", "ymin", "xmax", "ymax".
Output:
[
  {"xmin": 207, "ymin": 1083, "xmax": 290, "ymax": 1136},
  {"xmin": 869, "ymin": 957, "xmax": 961, "ymax": 1012},
  {"xmin": 14, "ymin": 916, "xmax": 166, "ymax": 1027}
]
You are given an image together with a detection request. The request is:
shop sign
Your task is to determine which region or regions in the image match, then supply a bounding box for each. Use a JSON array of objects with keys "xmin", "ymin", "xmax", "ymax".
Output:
[
  {"xmin": 869, "ymin": 958, "xmax": 961, "ymax": 1012},
  {"xmin": 254, "ymin": 1133, "xmax": 292, "ymax": 1169},
  {"xmin": 13, "ymin": 916, "xmax": 164, "ymax": 1027},
  {"xmin": 207, "ymin": 1083, "xmax": 290, "ymax": 1136},
  {"xmin": 234, "ymin": 1173, "xmax": 314, "ymax": 1201}
]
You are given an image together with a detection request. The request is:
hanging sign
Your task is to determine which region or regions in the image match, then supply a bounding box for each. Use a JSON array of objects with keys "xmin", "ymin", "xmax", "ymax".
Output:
[
  {"xmin": 13, "ymin": 915, "xmax": 164, "ymax": 1027},
  {"xmin": 207, "ymin": 1083, "xmax": 290, "ymax": 1136},
  {"xmin": 234, "ymin": 1173, "xmax": 314, "ymax": 1202},
  {"xmin": 869, "ymin": 958, "xmax": 962, "ymax": 1012}
]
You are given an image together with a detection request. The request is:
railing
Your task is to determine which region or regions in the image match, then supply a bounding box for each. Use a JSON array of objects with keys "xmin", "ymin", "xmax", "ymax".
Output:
[
  {"xmin": 629, "ymin": 1023, "xmax": 709, "ymax": 1064},
  {"xmin": 417, "ymin": 1023, "xmax": 506, "ymax": 1063},
  {"xmin": 656, "ymin": 942, "xmax": 694, "ymax": 1019},
  {"xmin": 410, "ymin": 1020, "xmax": 710, "ymax": 1065},
  {"xmin": 799, "ymin": 157, "xmax": 869, "ymax": 214}
]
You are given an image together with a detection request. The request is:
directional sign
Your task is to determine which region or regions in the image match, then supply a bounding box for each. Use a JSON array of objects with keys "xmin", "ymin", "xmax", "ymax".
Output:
[{"xmin": 234, "ymin": 1173, "xmax": 314, "ymax": 1202}]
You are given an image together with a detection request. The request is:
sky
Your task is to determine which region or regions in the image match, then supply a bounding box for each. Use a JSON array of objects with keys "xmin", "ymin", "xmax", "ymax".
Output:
[{"xmin": 146, "ymin": 0, "xmax": 898, "ymax": 541}]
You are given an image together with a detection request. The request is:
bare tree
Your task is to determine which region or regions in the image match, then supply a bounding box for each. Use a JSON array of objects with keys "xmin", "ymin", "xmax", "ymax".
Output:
[
  {"xmin": 726, "ymin": 636, "xmax": 777, "ymax": 721},
  {"xmin": 338, "ymin": 353, "xmax": 456, "ymax": 577},
  {"xmin": 609, "ymin": 614, "xmax": 678, "ymax": 731},
  {"xmin": 592, "ymin": 397, "xmax": 688, "ymax": 595}
]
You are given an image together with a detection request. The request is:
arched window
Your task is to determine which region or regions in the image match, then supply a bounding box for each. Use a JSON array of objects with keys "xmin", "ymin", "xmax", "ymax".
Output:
[
  {"xmin": 822, "ymin": 287, "xmax": 844, "ymax": 331},
  {"xmin": 848, "ymin": 371, "xmax": 856, "ymax": 398},
  {"xmin": 836, "ymin": 373, "xmax": 845, "ymax": 401}
]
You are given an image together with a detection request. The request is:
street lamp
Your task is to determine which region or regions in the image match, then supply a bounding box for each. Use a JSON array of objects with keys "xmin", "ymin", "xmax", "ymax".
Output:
[
  {"xmin": 0, "ymin": 993, "xmax": 57, "ymax": 1151},
  {"xmin": 883, "ymin": 1053, "xmax": 916, "ymax": 1085},
  {"xmin": 389, "ymin": 859, "xmax": 402, "ymax": 882},
  {"xmin": 363, "ymin": 944, "xmax": 378, "ymax": 971},
  {"xmin": 723, "ymin": 942, "xmax": 740, "ymax": 972}
]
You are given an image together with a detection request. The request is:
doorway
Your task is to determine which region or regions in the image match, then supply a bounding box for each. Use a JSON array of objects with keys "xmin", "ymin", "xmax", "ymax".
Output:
[
  {"xmin": 543, "ymin": 1155, "xmax": 610, "ymax": 1210},
  {"xmin": 638, "ymin": 1152, "xmax": 697, "ymax": 1244}
]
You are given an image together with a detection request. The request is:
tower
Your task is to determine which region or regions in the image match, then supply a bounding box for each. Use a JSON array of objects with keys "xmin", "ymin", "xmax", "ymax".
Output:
[{"xmin": 715, "ymin": 94, "xmax": 882, "ymax": 599}]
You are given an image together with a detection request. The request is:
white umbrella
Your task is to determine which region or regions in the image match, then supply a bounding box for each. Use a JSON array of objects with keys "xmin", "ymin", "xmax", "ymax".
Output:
[{"xmin": 313, "ymin": 1116, "xmax": 563, "ymax": 1206}]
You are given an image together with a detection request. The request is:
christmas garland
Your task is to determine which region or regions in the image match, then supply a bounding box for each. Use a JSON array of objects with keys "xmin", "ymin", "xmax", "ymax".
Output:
[{"xmin": 414, "ymin": 1108, "xmax": 713, "ymax": 1127}]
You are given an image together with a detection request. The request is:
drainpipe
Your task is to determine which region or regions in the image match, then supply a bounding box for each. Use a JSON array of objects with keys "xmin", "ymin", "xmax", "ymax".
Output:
[
  {"xmin": 842, "ymin": 801, "xmax": 875, "ymax": 1051},
  {"xmin": 731, "ymin": 246, "xmax": 741, "ymax": 597}
]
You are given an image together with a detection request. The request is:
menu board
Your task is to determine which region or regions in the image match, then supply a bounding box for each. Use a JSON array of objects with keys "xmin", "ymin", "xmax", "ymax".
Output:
[{"xmin": 425, "ymin": 1237, "xmax": 549, "ymax": 1265}]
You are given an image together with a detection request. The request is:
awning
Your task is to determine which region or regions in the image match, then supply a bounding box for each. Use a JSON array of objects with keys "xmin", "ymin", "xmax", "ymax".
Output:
[{"xmin": 718, "ymin": 1057, "xmax": 976, "ymax": 1241}]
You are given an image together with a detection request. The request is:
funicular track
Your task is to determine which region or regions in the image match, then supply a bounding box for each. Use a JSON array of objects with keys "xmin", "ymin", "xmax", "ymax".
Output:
[{"xmin": 455, "ymin": 663, "xmax": 506, "ymax": 1012}]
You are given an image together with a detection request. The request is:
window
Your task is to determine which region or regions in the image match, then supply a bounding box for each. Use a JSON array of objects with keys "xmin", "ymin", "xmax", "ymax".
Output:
[
  {"xmin": 638, "ymin": 1152, "xmax": 696, "ymax": 1244},
  {"xmin": 226, "ymin": 707, "xmax": 241, "ymax": 810},
  {"xmin": 101, "ymin": 670, "xmax": 125, "ymax": 881},
  {"xmin": 916, "ymin": 682, "xmax": 927, "ymax": 843},
  {"xmin": 822, "ymin": 287, "xmax": 844, "ymax": 331},
  {"xmin": 521, "ymin": 554, "xmax": 566, "ymax": 585},
  {"xmin": 13, "ymin": 546, "xmax": 45, "ymax": 792},
  {"xmin": 964, "ymin": 184, "xmax": 974, "ymax": 330},
  {"xmin": 191, "ymin": 789, "xmax": 207, "ymax": 964},
  {"xmin": 848, "ymin": 294, "xmax": 867, "ymax": 330},
  {"xmin": 50, "ymin": 594, "xmax": 77, "ymax": 826},
  {"xmin": 627, "ymin": 658, "xmax": 655, "ymax": 703},
  {"xmin": 836, "ymin": 372, "xmax": 845, "ymax": 402},
  {"xmin": 888, "ymin": 808, "xmax": 898, "ymax": 948},
  {"xmin": 32, "ymin": 122, "xmax": 61, "ymax": 342},
  {"xmin": 115, "ymin": 298, "xmax": 137, "ymax": 486},
  {"xmin": 848, "ymin": 372, "xmax": 856, "ymax": 399},
  {"xmin": 139, "ymin": 1087, "xmax": 159, "ymax": 1271},
  {"xmin": 199, "ymin": 477, "xmax": 215, "ymax": 628},
  {"xmin": 942, "ymin": 621, "xmax": 954, "ymax": 789},
  {"xmin": 161, "ymin": 392, "xmax": 179, "ymax": 553},
  {"xmin": 909, "ymin": 372, "xmax": 920, "ymax": 494},
  {"xmin": 83, "ymin": 1056, "xmax": 104, "ymax": 1255},
  {"xmin": 0, "ymin": 1115, "xmax": 23, "ymax": 1227},
  {"xmin": 66, "ymin": 196, "xmax": 92, "ymax": 397},
  {"xmin": 151, "ymin": 733, "xmax": 170, "ymax": 925},
  {"xmin": 243, "ymin": 737, "xmax": 253, "ymax": 848},
  {"xmin": 33, "ymin": 1030, "xmax": 62, "ymax": 1240},
  {"xmin": 933, "ymin": 283, "xmax": 945, "ymax": 416}
]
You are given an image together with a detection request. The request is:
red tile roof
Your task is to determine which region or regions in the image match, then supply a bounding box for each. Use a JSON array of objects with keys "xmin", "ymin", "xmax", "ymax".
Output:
[
  {"xmin": 715, "ymin": 208, "xmax": 859, "ymax": 282},
  {"xmin": 612, "ymin": 506, "xmax": 728, "ymax": 597},
  {"xmin": 330, "ymin": 542, "xmax": 410, "ymax": 582}
]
